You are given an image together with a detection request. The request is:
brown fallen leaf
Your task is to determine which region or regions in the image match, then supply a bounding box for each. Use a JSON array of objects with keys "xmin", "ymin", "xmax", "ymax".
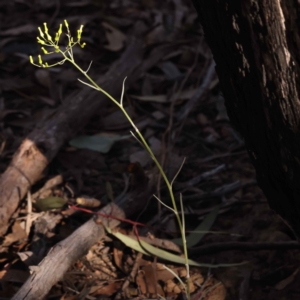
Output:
[
  {"xmin": 113, "ymin": 245, "xmax": 125, "ymax": 272},
  {"xmin": 3, "ymin": 221, "xmax": 27, "ymax": 247},
  {"xmin": 204, "ymin": 278, "xmax": 226, "ymax": 300},
  {"xmin": 102, "ymin": 22, "xmax": 126, "ymax": 52},
  {"xmin": 275, "ymin": 268, "xmax": 299, "ymax": 290},
  {"xmin": 136, "ymin": 269, "xmax": 148, "ymax": 294},
  {"xmin": 92, "ymin": 281, "xmax": 123, "ymax": 296}
]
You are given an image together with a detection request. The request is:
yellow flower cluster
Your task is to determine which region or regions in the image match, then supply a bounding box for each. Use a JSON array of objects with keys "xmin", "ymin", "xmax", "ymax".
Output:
[{"xmin": 29, "ymin": 20, "xmax": 86, "ymax": 68}]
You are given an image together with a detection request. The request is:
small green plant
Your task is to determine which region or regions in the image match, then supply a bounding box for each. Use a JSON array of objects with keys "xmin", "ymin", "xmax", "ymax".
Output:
[{"xmin": 30, "ymin": 20, "xmax": 191, "ymax": 298}]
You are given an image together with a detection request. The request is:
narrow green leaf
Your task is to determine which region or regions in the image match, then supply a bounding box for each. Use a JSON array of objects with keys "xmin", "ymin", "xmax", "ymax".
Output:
[
  {"xmin": 69, "ymin": 134, "xmax": 130, "ymax": 153},
  {"xmin": 35, "ymin": 196, "xmax": 67, "ymax": 211},
  {"xmin": 105, "ymin": 226, "xmax": 246, "ymax": 268},
  {"xmin": 172, "ymin": 206, "xmax": 220, "ymax": 247}
]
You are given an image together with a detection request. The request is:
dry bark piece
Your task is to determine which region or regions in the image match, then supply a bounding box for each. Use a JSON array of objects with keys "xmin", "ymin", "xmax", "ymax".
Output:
[{"xmin": 31, "ymin": 175, "xmax": 63, "ymax": 200}]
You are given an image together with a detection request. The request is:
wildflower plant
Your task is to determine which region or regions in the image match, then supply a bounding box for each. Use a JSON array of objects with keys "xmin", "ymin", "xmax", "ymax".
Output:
[
  {"xmin": 30, "ymin": 20, "xmax": 191, "ymax": 299},
  {"xmin": 30, "ymin": 20, "xmax": 86, "ymax": 68}
]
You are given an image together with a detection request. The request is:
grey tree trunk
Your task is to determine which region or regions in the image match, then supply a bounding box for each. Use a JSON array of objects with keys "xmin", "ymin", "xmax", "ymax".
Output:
[{"xmin": 191, "ymin": 0, "xmax": 300, "ymax": 235}]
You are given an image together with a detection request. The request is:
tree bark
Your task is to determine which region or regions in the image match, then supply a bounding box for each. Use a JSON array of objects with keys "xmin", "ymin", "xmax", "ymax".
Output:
[{"xmin": 191, "ymin": 0, "xmax": 300, "ymax": 235}]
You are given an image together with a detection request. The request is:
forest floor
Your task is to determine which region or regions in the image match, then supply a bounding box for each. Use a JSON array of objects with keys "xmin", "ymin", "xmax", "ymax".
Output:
[{"xmin": 0, "ymin": 1, "xmax": 300, "ymax": 299}]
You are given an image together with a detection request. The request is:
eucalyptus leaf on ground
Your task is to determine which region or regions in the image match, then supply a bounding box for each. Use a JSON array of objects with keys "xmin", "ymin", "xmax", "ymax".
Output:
[
  {"xmin": 35, "ymin": 196, "xmax": 67, "ymax": 211},
  {"xmin": 105, "ymin": 226, "xmax": 247, "ymax": 268},
  {"xmin": 172, "ymin": 206, "xmax": 220, "ymax": 247},
  {"xmin": 130, "ymin": 87, "xmax": 201, "ymax": 103},
  {"xmin": 69, "ymin": 134, "xmax": 130, "ymax": 153}
]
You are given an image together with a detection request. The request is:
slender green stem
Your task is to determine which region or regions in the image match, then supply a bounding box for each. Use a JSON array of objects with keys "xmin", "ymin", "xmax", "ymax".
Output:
[
  {"xmin": 32, "ymin": 25, "xmax": 191, "ymax": 298},
  {"xmin": 65, "ymin": 53, "xmax": 191, "ymax": 299}
]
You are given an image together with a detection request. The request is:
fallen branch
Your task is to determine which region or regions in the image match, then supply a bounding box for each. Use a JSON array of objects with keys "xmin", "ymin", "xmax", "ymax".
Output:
[
  {"xmin": 12, "ymin": 174, "xmax": 155, "ymax": 300},
  {"xmin": 12, "ymin": 203, "xmax": 123, "ymax": 300}
]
